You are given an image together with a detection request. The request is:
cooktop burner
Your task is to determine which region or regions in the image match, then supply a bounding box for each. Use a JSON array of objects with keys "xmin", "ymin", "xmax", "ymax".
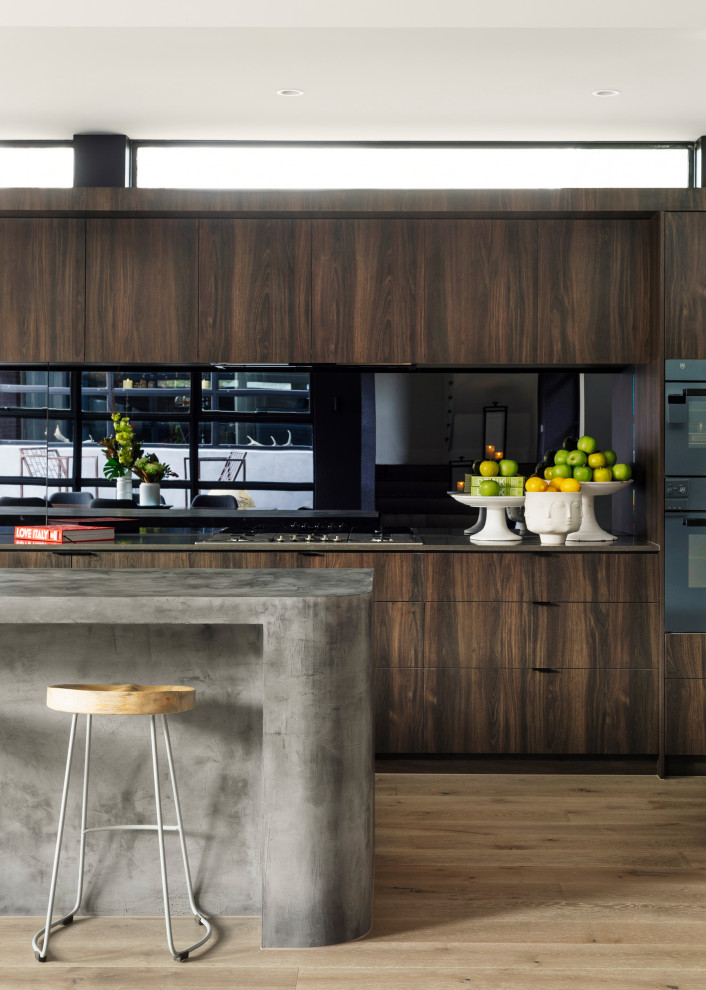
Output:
[{"xmin": 196, "ymin": 523, "xmax": 421, "ymax": 546}]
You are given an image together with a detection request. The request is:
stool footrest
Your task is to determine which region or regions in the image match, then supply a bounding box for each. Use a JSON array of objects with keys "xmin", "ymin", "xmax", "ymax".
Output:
[{"xmin": 84, "ymin": 824, "xmax": 179, "ymax": 833}]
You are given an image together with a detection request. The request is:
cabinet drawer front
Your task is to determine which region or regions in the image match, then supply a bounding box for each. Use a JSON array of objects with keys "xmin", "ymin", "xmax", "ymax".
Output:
[
  {"xmin": 666, "ymin": 634, "xmax": 706, "ymax": 678},
  {"xmin": 375, "ymin": 603, "xmax": 424, "ymax": 668},
  {"xmin": 666, "ymin": 678, "xmax": 706, "ymax": 754},
  {"xmin": 425, "ymin": 552, "xmax": 658, "ymax": 602},
  {"xmin": 424, "ymin": 668, "xmax": 657, "ymax": 754},
  {"xmin": 296, "ymin": 552, "xmax": 424, "ymax": 601},
  {"xmin": 376, "ymin": 668, "xmax": 424, "ymax": 753},
  {"xmin": 425, "ymin": 602, "xmax": 659, "ymax": 669}
]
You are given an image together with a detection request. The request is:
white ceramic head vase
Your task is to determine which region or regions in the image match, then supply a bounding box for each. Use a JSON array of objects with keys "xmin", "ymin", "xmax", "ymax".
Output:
[{"xmin": 524, "ymin": 491, "xmax": 583, "ymax": 545}]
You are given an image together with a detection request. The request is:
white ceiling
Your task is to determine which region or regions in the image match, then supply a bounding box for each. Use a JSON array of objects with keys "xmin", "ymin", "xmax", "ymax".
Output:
[{"xmin": 2, "ymin": 1, "xmax": 706, "ymax": 141}]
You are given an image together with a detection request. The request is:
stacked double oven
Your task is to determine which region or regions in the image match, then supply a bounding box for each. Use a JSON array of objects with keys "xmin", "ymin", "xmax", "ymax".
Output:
[{"xmin": 665, "ymin": 360, "xmax": 706, "ymax": 631}]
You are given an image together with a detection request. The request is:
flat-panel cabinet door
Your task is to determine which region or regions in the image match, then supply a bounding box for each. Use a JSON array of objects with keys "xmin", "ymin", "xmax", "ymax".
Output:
[
  {"xmin": 420, "ymin": 219, "xmax": 538, "ymax": 364},
  {"xmin": 537, "ymin": 219, "xmax": 652, "ymax": 364},
  {"xmin": 664, "ymin": 212, "xmax": 706, "ymax": 359},
  {"xmin": 311, "ymin": 220, "xmax": 423, "ymax": 363},
  {"xmin": 424, "ymin": 668, "xmax": 657, "ymax": 754},
  {"xmin": 86, "ymin": 219, "xmax": 198, "ymax": 362},
  {"xmin": 199, "ymin": 219, "xmax": 311, "ymax": 363},
  {"xmin": 0, "ymin": 219, "xmax": 84, "ymax": 362}
]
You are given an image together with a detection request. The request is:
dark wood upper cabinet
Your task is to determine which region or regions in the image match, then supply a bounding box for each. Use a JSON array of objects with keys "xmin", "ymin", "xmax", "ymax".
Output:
[
  {"xmin": 537, "ymin": 219, "xmax": 653, "ymax": 364},
  {"xmin": 0, "ymin": 219, "xmax": 85, "ymax": 362},
  {"xmin": 664, "ymin": 212, "xmax": 706, "ymax": 359},
  {"xmin": 311, "ymin": 220, "xmax": 423, "ymax": 363},
  {"xmin": 419, "ymin": 220, "xmax": 538, "ymax": 364},
  {"xmin": 199, "ymin": 219, "xmax": 311, "ymax": 363},
  {"xmin": 85, "ymin": 219, "xmax": 198, "ymax": 363}
]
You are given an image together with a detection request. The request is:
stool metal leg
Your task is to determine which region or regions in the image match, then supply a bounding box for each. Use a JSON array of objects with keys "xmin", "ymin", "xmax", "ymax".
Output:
[
  {"xmin": 161, "ymin": 716, "xmax": 213, "ymax": 942},
  {"xmin": 32, "ymin": 712, "xmax": 92, "ymax": 961},
  {"xmin": 150, "ymin": 714, "xmax": 212, "ymax": 962}
]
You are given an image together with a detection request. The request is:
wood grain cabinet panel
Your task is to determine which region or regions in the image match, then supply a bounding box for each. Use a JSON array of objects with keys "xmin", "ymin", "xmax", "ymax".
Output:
[
  {"xmin": 375, "ymin": 602, "xmax": 424, "ymax": 668},
  {"xmin": 295, "ymin": 551, "xmax": 424, "ymax": 601},
  {"xmin": 420, "ymin": 219, "xmax": 538, "ymax": 364},
  {"xmin": 86, "ymin": 219, "xmax": 198, "ymax": 362},
  {"xmin": 666, "ymin": 634, "xmax": 706, "ymax": 678},
  {"xmin": 424, "ymin": 602, "xmax": 659, "ymax": 670},
  {"xmin": 376, "ymin": 668, "xmax": 424, "ymax": 753},
  {"xmin": 537, "ymin": 219, "xmax": 653, "ymax": 364},
  {"xmin": 199, "ymin": 219, "xmax": 310, "ymax": 363},
  {"xmin": 0, "ymin": 551, "xmax": 71, "ymax": 568},
  {"xmin": 311, "ymin": 220, "xmax": 423, "ymax": 363},
  {"xmin": 425, "ymin": 668, "xmax": 657, "ymax": 754},
  {"xmin": 664, "ymin": 212, "xmax": 706, "ymax": 359},
  {"xmin": 0, "ymin": 219, "xmax": 84, "ymax": 362},
  {"xmin": 425, "ymin": 552, "xmax": 659, "ymax": 603},
  {"xmin": 666, "ymin": 679, "xmax": 706, "ymax": 754}
]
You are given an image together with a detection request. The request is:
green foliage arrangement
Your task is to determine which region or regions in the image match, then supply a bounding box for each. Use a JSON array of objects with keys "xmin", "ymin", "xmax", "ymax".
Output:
[
  {"xmin": 99, "ymin": 413, "xmax": 143, "ymax": 479},
  {"xmin": 132, "ymin": 453, "xmax": 178, "ymax": 484}
]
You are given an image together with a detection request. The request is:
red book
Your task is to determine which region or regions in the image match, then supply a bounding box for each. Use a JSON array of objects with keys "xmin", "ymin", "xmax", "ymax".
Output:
[{"xmin": 14, "ymin": 524, "xmax": 115, "ymax": 544}]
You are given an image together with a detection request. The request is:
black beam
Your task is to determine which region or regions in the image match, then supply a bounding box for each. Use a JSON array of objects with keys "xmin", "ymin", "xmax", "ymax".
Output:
[{"xmin": 73, "ymin": 134, "xmax": 130, "ymax": 187}]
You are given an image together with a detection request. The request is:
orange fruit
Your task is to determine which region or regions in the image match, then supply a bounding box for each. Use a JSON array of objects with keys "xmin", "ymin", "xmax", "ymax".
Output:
[
  {"xmin": 559, "ymin": 477, "xmax": 581, "ymax": 492},
  {"xmin": 525, "ymin": 476, "xmax": 548, "ymax": 492},
  {"xmin": 546, "ymin": 479, "xmax": 563, "ymax": 491}
]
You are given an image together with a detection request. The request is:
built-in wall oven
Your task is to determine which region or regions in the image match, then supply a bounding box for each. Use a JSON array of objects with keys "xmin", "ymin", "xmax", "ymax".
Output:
[{"xmin": 665, "ymin": 360, "xmax": 706, "ymax": 631}]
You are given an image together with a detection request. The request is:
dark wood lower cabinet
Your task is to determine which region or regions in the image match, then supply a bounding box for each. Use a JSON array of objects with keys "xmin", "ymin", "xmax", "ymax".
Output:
[
  {"xmin": 665, "ymin": 635, "xmax": 706, "ymax": 756},
  {"xmin": 424, "ymin": 602, "xmax": 659, "ymax": 670},
  {"xmin": 424, "ymin": 668, "xmax": 658, "ymax": 754},
  {"xmin": 375, "ymin": 668, "xmax": 424, "ymax": 753},
  {"xmin": 0, "ymin": 551, "xmax": 71, "ymax": 568}
]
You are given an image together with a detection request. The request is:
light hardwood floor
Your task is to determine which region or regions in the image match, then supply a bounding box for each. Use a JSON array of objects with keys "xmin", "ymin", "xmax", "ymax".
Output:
[{"xmin": 5, "ymin": 773, "xmax": 706, "ymax": 989}]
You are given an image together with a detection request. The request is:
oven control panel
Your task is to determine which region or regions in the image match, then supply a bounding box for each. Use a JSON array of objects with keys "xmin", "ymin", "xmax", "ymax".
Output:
[{"xmin": 666, "ymin": 478, "xmax": 690, "ymax": 510}]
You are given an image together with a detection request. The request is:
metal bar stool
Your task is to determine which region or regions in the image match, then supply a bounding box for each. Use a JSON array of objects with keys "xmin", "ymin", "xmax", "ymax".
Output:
[{"xmin": 32, "ymin": 683, "xmax": 213, "ymax": 963}]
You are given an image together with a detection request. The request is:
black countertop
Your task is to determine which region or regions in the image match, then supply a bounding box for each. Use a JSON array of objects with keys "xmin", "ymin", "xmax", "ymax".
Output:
[{"xmin": 0, "ymin": 528, "xmax": 659, "ymax": 553}]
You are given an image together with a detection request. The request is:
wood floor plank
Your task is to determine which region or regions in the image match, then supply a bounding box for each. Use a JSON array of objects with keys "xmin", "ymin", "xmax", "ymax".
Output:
[{"xmin": 4, "ymin": 773, "xmax": 706, "ymax": 986}]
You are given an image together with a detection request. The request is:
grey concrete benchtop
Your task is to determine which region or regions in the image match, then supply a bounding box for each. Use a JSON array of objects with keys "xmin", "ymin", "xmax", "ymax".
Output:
[{"xmin": 0, "ymin": 568, "xmax": 374, "ymax": 950}]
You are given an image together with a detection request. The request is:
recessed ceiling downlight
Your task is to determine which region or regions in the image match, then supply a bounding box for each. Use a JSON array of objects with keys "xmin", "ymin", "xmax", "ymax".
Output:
[
  {"xmin": 277, "ymin": 89, "xmax": 304, "ymax": 97},
  {"xmin": 592, "ymin": 89, "xmax": 621, "ymax": 97}
]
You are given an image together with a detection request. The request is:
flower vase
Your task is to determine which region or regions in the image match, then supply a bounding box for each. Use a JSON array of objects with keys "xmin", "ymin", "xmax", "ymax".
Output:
[
  {"xmin": 139, "ymin": 482, "xmax": 160, "ymax": 507},
  {"xmin": 116, "ymin": 476, "xmax": 132, "ymax": 500}
]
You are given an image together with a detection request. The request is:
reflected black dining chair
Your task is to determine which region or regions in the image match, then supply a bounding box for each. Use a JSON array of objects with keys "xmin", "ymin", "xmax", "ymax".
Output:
[
  {"xmin": 190, "ymin": 494, "xmax": 238, "ymax": 509},
  {"xmin": 0, "ymin": 496, "xmax": 48, "ymax": 506},
  {"xmin": 89, "ymin": 498, "xmax": 137, "ymax": 508},
  {"xmin": 48, "ymin": 492, "xmax": 93, "ymax": 506}
]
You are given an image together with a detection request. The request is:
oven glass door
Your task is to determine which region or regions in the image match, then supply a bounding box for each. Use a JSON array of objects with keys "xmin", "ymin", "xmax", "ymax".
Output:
[
  {"xmin": 665, "ymin": 383, "xmax": 706, "ymax": 475},
  {"xmin": 666, "ymin": 513, "xmax": 706, "ymax": 631}
]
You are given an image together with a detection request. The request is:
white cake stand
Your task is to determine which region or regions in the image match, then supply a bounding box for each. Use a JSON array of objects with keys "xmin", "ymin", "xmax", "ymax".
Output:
[
  {"xmin": 565, "ymin": 480, "xmax": 633, "ymax": 542},
  {"xmin": 449, "ymin": 492, "xmax": 525, "ymax": 543}
]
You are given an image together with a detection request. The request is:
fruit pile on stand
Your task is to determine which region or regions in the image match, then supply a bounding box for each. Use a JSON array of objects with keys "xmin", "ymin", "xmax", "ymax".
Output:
[
  {"xmin": 526, "ymin": 435, "xmax": 633, "ymax": 492},
  {"xmin": 464, "ymin": 458, "xmax": 524, "ymax": 496}
]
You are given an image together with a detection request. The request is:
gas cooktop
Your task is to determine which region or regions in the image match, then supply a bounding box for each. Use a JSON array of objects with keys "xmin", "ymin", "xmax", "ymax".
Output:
[{"xmin": 196, "ymin": 522, "xmax": 421, "ymax": 546}]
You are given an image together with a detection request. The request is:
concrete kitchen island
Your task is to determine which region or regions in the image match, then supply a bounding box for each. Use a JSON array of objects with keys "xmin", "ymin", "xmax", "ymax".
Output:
[{"xmin": 0, "ymin": 568, "xmax": 374, "ymax": 949}]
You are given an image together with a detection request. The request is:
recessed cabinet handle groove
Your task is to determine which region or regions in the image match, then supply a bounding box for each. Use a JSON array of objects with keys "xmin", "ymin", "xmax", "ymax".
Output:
[
  {"xmin": 532, "ymin": 667, "xmax": 560, "ymax": 673},
  {"xmin": 298, "ymin": 551, "xmax": 325, "ymax": 557},
  {"xmin": 533, "ymin": 600, "xmax": 558, "ymax": 607}
]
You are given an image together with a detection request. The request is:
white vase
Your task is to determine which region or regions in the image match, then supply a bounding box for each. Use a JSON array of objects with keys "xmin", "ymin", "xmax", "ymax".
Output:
[
  {"xmin": 116, "ymin": 476, "xmax": 132, "ymax": 500},
  {"xmin": 139, "ymin": 482, "xmax": 160, "ymax": 507}
]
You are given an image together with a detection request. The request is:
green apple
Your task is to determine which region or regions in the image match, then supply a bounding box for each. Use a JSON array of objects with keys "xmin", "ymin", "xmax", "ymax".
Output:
[
  {"xmin": 544, "ymin": 466, "xmax": 555, "ymax": 480},
  {"xmin": 554, "ymin": 449, "xmax": 569, "ymax": 465},
  {"xmin": 499, "ymin": 458, "xmax": 519, "ymax": 477},
  {"xmin": 471, "ymin": 459, "xmax": 484, "ymax": 475},
  {"xmin": 479, "ymin": 460, "xmax": 499, "ymax": 477},
  {"xmin": 587, "ymin": 451, "xmax": 606, "ymax": 468},
  {"xmin": 572, "ymin": 465, "xmax": 592, "ymax": 482},
  {"xmin": 566, "ymin": 449, "xmax": 588, "ymax": 467},
  {"xmin": 612, "ymin": 463, "xmax": 632, "ymax": 481},
  {"xmin": 479, "ymin": 479, "xmax": 500, "ymax": 496},
  {"xmin": 552, "ymin": 463, "xmax": 572, "ymax": 479},
  {"xmin": 593, "ymin": 466, "xmax": 613, "ymax": 482},
  {"xmin": 562, "ymin": 436, "xmax": 579, "ymax": 450},
  {"xmin": 577, "ymin": 435, "xmax": 597, "ymax": 454},
  {"xmin": 602, "ymin": 449, "xmax": 617, "ymax": 467}
]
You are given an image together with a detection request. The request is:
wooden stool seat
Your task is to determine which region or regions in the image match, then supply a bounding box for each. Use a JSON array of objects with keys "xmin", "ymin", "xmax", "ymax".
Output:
[{"xmin": 47, "ymin": 684, "xmax": 195, "ymax": 716}]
